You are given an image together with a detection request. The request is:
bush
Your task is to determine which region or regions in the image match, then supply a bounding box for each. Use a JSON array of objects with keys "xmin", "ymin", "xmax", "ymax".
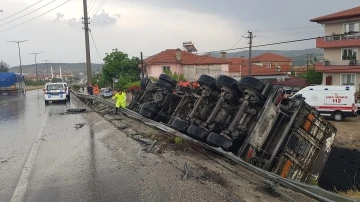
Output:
[{"xmin": 124, "ymin": 81, "xmax": 140, "ymax": 93}]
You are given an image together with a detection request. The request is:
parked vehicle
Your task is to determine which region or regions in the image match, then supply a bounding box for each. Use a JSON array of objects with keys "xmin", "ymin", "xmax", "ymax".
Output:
[
  {"xmin": 61, "ymin": 82, "xmax": 70, "ymax": 100},
  {"xmin": 293, "ymin": 85, "xmax": 357, "ymax": 121},
  {"xmin": 99, "ymin": 88, "xmax": 113, "ymax": 98},
  {"xmin": 0, "ymin": 72, "xmax": 26, "ymax": 96},
  {"xmin": 44, "ymin": 83, "xmax": 67, "ymax": 104}
]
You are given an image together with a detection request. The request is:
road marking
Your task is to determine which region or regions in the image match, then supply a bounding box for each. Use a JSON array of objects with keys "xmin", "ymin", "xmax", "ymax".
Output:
[{"xmin": 10, "ymin": 112, "xmax": 49, "ymax": 202}]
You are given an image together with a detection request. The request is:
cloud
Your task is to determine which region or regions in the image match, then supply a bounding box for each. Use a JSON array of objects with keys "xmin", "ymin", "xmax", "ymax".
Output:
[
  {"xmin": 114, "ymin": 14, "xmax": 121, "ymax": 19},
  {"xmin": 66, "ymin": 17, "xmax": 81, "ymax": 27},
  {"xmin": 91, "ymin": 10, "xmax": 117, "ymax": 27},
  {"xmin": 51, "ymin": 13, "xmax": 65, "ymax": 23}
]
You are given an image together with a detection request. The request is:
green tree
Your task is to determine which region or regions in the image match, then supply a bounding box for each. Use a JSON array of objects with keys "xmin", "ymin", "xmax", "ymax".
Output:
[
  {"xmin": 299, "ymin": 68, "xmax": 322, "ymax": 84},
  {"xmin": 0, "ymin": 60, "xmax": 9, "ymax": 72},
  {"xmin": 102, "ymin": 48, "xmax": 140, "ymax": 89},
  {"xmin": 164, "ymin": 69, "xmax": 186, "ymax": 82},
  {"xmin": 300, "ymin": 56, "xmax": 322, "ymax": 84}
]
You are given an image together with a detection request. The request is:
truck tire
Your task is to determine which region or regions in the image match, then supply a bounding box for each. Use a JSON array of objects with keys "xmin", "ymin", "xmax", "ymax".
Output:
[
  {"xmin": 215, "ymin": 75, "xmax": 241, "ymax": 96},
  {"xmin": 237, "ymin": 76, "xmax": 265, "ymax": 93},
  {"xmin": 171, "ymin": 118, "xmax": 189, "ymax": 133},
  {"xmin": 128, "ymin": 100, "xmax": 137, "ymax": 110},
  {"xmin": 159, "ymin": 74, "xmax": 177, "ymax": 87},
  {"xmin": 186, "ymin": 124, "xmax": 209, "ymax": 141},
  {"xmin": 206, "ymin": 132, "xmax": 233, "ymax": 151},
  {"xmin": 156, "ymin": 79, "xmax": 174, "ymax": 91},
  {"xmin": 139, "ymin": 108, "xmax": 156, "ymax": 119},
  {"xmin": 141, "ymin": 103, "xmax": 160, "ymax": 114},
  {"xmin": 333, "ymin": 111, "xmax": 344, "ymax": 121},
  {"xmin": 198, "ymin": 74, "xmax": 216, "ymax": 90}
]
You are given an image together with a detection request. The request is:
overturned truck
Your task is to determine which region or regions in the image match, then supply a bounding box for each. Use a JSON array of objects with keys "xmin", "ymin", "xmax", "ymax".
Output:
[{"xmin": 128, "ymin": 74, "xmax": 337, "ymax": 183}]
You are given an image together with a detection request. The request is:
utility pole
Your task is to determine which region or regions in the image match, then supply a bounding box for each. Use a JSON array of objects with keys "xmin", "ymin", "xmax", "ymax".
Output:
[
  {"xmin": 247, "ymin": 31, "xmax": 253, "ymax": 76},
  {"xmin": 82, "ymin": 0, "xmax": 92, "ymax": 87},
  {"xmin": 7, "ymin": 40, "xmax": 29, "ymax": 74},
  {"xmin": 29, "ymin": 52, "xmax": 42, "ymax": 82},
  {"xmin": 140, "ymin": 52, "xmax": 144, "ymax": 78},
  {"xmin": 43, "ymin": 60, "xmax": 51, "ymax": 79}
]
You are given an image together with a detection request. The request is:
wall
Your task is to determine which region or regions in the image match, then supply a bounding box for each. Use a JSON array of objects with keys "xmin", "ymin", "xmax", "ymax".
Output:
[
  {"xmin": 324, "ymin": 48, "xmax": 341, "ymax": 60},
  {"xmin": 322, "ymin": 72, "xmax": 360, "ymax": 87},
  {"xmin": 324, "ymin": 22, "xmax": 343, "ymax": 35},
  {"xmin": 146, "ymin": 64, "xmax": 182, "ymax": 78},
  {"xmin": 182, "ymin": 64, "xmax": 230, "ymax": 81}
]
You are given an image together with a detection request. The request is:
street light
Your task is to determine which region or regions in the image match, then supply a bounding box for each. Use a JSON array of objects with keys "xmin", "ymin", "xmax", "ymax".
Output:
[
  {"xmin": 7, "ymin": 40, "xmax": 29, "ymax": 74},
  {"xmin": 43, "ymin": 60, "xmax": 51, "ymax": 79}
]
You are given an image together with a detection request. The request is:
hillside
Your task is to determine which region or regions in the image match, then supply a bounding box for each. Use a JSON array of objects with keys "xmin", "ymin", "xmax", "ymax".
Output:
[
  {"xmin": 210, "ymin": 48, "xmax": 323, "ymax": 66},
  {"xmin": 10, "ymin": 63, "xmax": 103, "ymax": 73}
]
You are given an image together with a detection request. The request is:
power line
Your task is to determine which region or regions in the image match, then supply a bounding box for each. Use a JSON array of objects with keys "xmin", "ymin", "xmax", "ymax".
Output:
[
  {"xmin": 0, "ymin": 0, "xmax": 57, "ymax": 27},
  {"xmin": 90, "ymin": 0, "xmax": 106, "ymax": 20},
  {"xmin": 0, "ymin": 0, "xmax": 71, "ymax": 33},
  {"xmin": 89, "ymin": 30, "xmax": 103, "ymax": 61},
  {"xmin": 230, "ymin": 36, "xmax": 245, "ymax": 49},
  {"xmin": 88, "ymin": 0, "xmax": 96, "ymax": 13},
  {"xmin": 0, "ymin": 0, "xmax": 44, "ymax": 22},
  {"xmin": 198, "ymin": 35, "xmax": 323, "ymax": 54}
]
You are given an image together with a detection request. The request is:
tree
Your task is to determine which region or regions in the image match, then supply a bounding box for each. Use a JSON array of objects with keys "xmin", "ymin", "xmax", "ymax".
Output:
[
  {"xmin": 102, "ymin": 49, "xmax": 140, "ymax": 89},
  {"xmin": 299, "ymin": 68, "xmax": 322, "ymax": 84},
  {"xmin": 0, "ymin": 60, "xmax": 9, "ymax": 72},
  {"xmin": 300, "ymin": 56, "xmax": 322, "ymax": 84},
  {"xmin": 164, "ymin": 69, "xmax": 185, "ymax": 82}
]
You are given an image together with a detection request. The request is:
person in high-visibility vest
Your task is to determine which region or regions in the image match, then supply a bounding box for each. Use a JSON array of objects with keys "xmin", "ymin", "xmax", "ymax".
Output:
[{"xmin": 112, "ymin": 89, "xmax": 126, "ymax": 114}]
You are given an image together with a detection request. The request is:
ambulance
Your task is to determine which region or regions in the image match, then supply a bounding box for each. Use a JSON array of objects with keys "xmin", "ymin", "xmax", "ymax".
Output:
[{"xmin": 293, "ymin": 85, "xmax": 357, "ymax": 121}]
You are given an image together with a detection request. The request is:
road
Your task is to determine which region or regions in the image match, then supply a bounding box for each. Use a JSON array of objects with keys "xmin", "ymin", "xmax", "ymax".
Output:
[{"xmin": 0, "ymin": 90, "xmax": 248, "ymax": 202}]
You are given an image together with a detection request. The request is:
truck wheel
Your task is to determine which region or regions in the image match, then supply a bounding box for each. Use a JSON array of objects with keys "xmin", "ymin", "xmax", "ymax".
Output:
[
  {"xmin": 206, "ymin": 132, "xmax": 233, "ymax": 151},
  {"xmin": 171, "ymin": 118, "xmax": 189, "ymax": 133},
  {"xmin": 139, "ymin": 108, "xmax": 156, "ymax": 119},
  {"xmin": 141, "ymin": 103, "xmax": 160, "ymax": 114},
  {"xmin": 186, "ymin": 124, "xmax": 209, "ymax": 141},
  {"xmin": 333, "ymin": 111, "xmax": 344, "ymax": 121},
  {"xmin": 156, "ymin": 79, "xmax": 174, "ymax": 91},
  {"xmin": 128, "ymin": 100, "xmax": 137, "ymax": 110},
  {"xmin": 159, "ymin": 74, "xmax": 177, "ymax": 87},
  {"xmin": 237, "ymin": 76, "xmax": 266, "ymax": 93},
  {"xmin": 215, "ymin": 75, "xmax": 241, "ymax": 97},
  {"xmin": 198, "ymin": 74, "xmax": 217, "ymax": 90}
]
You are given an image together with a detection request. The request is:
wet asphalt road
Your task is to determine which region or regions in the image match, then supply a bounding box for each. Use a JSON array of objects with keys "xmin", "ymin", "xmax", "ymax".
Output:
[
  {"xmin": 0, "ymin": 90, "xmax": 91, "ymax": 202},
  {"xmin": 0, "ymin": 90, "xmax": 236, "ymax": 202}
]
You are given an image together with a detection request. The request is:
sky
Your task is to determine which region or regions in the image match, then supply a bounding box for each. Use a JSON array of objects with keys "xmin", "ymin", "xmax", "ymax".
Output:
[{"xmin": 1, "ymin": 0, "xmax": 359, "ymax": 67}]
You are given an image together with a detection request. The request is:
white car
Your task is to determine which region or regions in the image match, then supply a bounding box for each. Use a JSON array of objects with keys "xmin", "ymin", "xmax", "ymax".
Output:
[{"xmin": 44, "ymin": 83, "xmax": 68, "ymax": 104}]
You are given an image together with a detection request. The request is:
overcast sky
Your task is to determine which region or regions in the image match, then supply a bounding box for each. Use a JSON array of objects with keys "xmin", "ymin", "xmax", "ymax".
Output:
[{"xmin": 1, "ymin": 0, "xmax": 359, "ymax": 66}]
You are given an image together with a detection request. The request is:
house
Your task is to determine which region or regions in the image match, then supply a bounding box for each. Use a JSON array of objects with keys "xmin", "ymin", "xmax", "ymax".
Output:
[
  {"xmin": 251, "ymin": 52, "xmax": 293, "ymax": 73},
  {"xmin": 226, "ymin": 53, "xmax": 292, "ymax": 83},
  {"xmin": 143, "ymin": 49, "xmax": 231, "ymax": 80},
  {"xmin": 311, "ymin": 6, "xmax": 360, "ymax": 86}
]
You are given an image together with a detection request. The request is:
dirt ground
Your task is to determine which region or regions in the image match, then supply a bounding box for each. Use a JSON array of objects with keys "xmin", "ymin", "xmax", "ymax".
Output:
[{"xmin": 329, "ymin": 116, "xmax": 360, "ymax": 150}]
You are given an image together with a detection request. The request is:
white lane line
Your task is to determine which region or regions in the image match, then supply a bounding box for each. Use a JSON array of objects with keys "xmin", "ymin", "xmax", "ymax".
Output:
[{"xmin": 10, "ymin": 112, "xmax": 49, "ymax": 202}]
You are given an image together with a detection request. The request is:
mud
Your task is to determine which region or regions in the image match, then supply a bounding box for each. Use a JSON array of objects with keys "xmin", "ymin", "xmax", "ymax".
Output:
[{"xmin": 319, "ymin": 146, "xmax": 360, "ymax": 191}]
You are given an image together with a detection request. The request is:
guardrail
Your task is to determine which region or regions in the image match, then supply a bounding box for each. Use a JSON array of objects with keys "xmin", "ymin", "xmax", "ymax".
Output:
[{"xmin": 72, "ymin": 91, "xmax": 356, "ymax": 202}]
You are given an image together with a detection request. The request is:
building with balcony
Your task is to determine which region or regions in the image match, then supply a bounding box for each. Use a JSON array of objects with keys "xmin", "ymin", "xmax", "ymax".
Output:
[{"xmin": 311, "ymin": 6, "xmax": 360, "ymax": 86}]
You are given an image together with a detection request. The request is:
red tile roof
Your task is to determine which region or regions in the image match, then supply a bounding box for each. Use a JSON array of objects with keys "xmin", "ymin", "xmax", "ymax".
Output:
[
  {"xmin": 310, "ymin": 6, "xmax": 360, "ymax": 22},
  {"xmin": 315, "ymin": 64, "xmax": 360, "ymax": 73},
  {"xmin": 272, "ymin": 76, "xmax": 309, "ymax": 87},
  {"xmin": 144, "ymin": 49, "xmax": 229, "ymax": 65},
  {"xmin": 291, "ymin": 67, "xmax": 307, "ymax": 72},
  {"xmin": 251, "ymin": 52, "xmax": 292, "ymax": 62}
]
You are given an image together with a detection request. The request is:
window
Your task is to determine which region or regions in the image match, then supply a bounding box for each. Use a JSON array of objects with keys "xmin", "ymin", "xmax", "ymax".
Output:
[
  {"xmin": 344, "ymin": 22, "xmax": 359, "ymax": 33},
  {"xmin": 162, "ymin": 66, "xmax": 170, "ymax": 73},
  {"xmin": 342, "ymin": 49, "xmax": 357, "ymax": 60},
  {"xmin": 341, "ymin": 74, "xmax": 356, "ymax": 85}
]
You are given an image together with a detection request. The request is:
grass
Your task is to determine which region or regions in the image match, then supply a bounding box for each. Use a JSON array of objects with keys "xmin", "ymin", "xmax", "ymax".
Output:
[
  {"xmin": 26, "ymin": 85, "xmax": 44, "ymax": 91},
  {"xmin": 337, "ymin": 189, "xmax": 360, "ymax": 199}
]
